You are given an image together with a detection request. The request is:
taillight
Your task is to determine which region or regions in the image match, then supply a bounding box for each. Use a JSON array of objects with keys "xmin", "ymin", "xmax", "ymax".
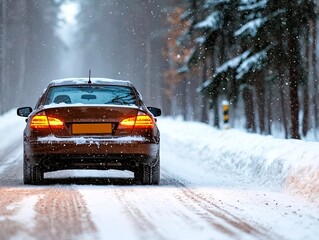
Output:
[
  {"xmin": 30, "ymin": 116, "xmax": 49, "ymax": 129},
  {"xmin": 134, "ymin": 115, "xmax": 154, "ymax": 128},
  {"xmin": 30, "ymin": 113, "xmax": 64, "ymax": 129},
  {"xmin": 119, "ymin": 112, "xmax": 154, "ymax": 129},
  {"xmin": 47, "ymin": 117, "xmax": 64, "ymax": 129},
  {"xmin": 119, "ymin": 117, "xmax": 136, "ymax": 128}
]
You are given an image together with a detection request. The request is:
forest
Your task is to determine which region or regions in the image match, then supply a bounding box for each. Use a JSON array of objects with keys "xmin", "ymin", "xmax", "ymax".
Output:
[{"xmin": 0, "ymin": 0, "xmax": 318, "ymax": 139}]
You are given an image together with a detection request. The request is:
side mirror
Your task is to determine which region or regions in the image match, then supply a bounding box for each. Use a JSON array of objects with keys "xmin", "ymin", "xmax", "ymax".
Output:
[
  {"xmin": 147, "ymin": 107, "xmax": 161, "ymax": 117},
  {"xmin": 17, "ymin": 107, "xmax": 32, "ymax": 117}
]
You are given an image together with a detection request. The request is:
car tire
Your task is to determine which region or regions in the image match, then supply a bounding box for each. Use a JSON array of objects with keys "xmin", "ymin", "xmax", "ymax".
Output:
[
  {"xmin": 138, "ymin": 154, "xmax": 160, "ymax": 185},
  {"xmin": 23, "ymin": 156, "xmax": 43, "ymax": 185},
  {"xmin": 150, "ymin": 157, "xmax": 160, "ymax": 185}
]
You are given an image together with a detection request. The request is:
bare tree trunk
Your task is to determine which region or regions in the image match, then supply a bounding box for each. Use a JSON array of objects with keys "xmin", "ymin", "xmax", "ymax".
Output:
[
  {"xmin": 161, "ymin": 47, "xmax": 172, "ymax": 116},
  {"xmin": 266, "ymin": 81, "xmax": 272, "ymax": 135},
  {"xmin": 144, "ymin": 0, "xmax": 152, "ymax": 103},
  {"xmin": 162, "ymin": 88, "xmax": 172, "ymax": 116},
  {"xmin": 287, "ymin": 2, "xmax": 301, "ymax": 139},
  {"xmin": 288, "ymin": 54, "xmax": 301, "ymax": 138},
  {"xmin": 302, "ymin": 25, "xmax": 310, "ymax": 137},
  {"xmin": 243, "ymin": 86, "xmax": 256, "ymax": 132},
  {"xmin": 213, "ymin": 49, "xmax": 220, "ymax": 128},
  {"xmin": 312, "ymin": 19, "xmax": 319, "ymax": 136},
  {"xmin": 201, "ymin": 59, "xmax": 209, "ymax": 123},
  {"xmin": 17, "ymin": 0, "xmax": 29, "ymax": 106},
  {"xmin": 181, "ymin": 77, "xmax": 187, "ymax": 120},
  {"xmin": 279, "ymin": 67, "xmax": 289, "ymax": 139},
  {"xmin": 189, "ymin": 72, "xmax": 197, "ymax": 121},
  {"xmin": 213, "ymin": 97, "xmax": 219, "ymax": 128},
  {"xmin": 255, "ymin": 71, "xmax": 266, "ymax": 134},
  {"xmin": 0, "ymin": 0, "xmax": 7, "ymax": 114},
  {"xmin": 302, "ymin": 85, "xmax": 309, "ymax": 137}
]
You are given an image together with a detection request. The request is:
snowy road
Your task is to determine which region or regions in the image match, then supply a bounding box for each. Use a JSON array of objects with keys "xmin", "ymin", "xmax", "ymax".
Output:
[{"xmin": 1, "ymin": 110, "xmax": 319, "ymax": 240}]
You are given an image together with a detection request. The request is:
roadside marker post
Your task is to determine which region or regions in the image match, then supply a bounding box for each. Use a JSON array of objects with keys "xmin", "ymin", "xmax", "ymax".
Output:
[{"xmin": 222, "ymin": 100, "xmax": 229, "ymax": 129}]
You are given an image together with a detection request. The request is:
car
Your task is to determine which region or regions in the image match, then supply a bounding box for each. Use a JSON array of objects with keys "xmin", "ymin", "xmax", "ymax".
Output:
[{"xmin": 17, "ymin": 78, "xmax": 161, "ymax": 185}]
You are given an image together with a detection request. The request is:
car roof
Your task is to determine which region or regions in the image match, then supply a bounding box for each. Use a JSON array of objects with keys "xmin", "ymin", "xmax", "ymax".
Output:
[{"xmin": 48, "ymin": 78, "xmax": 132, "ymax": 87}]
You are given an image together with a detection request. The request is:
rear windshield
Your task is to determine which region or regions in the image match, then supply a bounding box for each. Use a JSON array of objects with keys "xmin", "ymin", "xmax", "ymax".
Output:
[{"xmin": 44, "ymin": 85, "xmax": 137, "ymax": 106}]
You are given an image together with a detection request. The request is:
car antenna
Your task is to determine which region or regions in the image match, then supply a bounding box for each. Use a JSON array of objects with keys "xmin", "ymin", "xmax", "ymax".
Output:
[{"xmin": 88, "ymin": 69, "xmax": 92, "ymax": 84}]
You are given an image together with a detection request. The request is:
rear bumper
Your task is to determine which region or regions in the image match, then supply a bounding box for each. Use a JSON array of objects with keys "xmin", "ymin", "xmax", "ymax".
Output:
[{"xmin": 24, "ymin": 136, "xmax": 159, "ymax": 171}]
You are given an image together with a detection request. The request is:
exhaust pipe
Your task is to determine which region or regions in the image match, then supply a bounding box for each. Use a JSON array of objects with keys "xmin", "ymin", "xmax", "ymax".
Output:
[
  {"xmin": 128, "ymin": 160, "xmax": 138, "ymax": 167},
  {"xmin": 43, "ymin": 159, "xmax": 51, "ymax": 168}
]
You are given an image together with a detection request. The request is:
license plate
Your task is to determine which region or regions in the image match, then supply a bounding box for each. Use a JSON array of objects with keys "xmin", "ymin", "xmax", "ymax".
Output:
[{"xmin": 72, "ymin": 123, "xmax": 112, "ymax": 134}]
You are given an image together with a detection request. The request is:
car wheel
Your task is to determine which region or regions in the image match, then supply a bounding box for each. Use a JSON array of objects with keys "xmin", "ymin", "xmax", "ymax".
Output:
[
  {"xmin": 138, "ymin": 154, "xmax": 160, "ymax": 185},
  {"xmin": 23, "ymin": 156, "xmax": 43, "ymax": 185}
]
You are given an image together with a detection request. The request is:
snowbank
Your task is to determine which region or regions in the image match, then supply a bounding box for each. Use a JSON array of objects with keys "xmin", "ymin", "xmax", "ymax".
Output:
[
  {"xmin": 0, "ymin": 109, "xmax": 25, "ymax": 152},
  {"xmin": 158, "ymin": 117, "xmax": 319, "ymax": 205}
]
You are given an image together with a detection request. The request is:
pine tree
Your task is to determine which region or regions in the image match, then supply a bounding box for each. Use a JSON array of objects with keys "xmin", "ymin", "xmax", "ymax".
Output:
[{"xmin": 176, "ymin": 0, "xmax": 317, "ymax": 138}]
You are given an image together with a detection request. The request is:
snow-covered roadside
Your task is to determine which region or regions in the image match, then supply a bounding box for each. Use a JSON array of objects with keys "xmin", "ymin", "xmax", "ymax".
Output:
[
  {"xmin": 0, "ymin": 109, "xmax": 25, "ymax": 145},
  {"xmin": 0, "ymin": 110, "xmax": 25, "ymax": 179},
  {"xmin": 158, "ymin": 117, "xmax": 319, "ymax": 205}
]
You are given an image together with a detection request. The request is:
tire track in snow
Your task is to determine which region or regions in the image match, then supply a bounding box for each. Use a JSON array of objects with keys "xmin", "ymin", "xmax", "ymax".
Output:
[
  {"xmin": 114, "ymin": 187, "xmax": 168, "ymax": 240},
  {"xmin": 32, "ymin": 186, "xmax": 97, "ymax": 240},
  {"xmin": 0, "ymin": 186, "xmax": 97, "ymax": 240},
  {"xmin": 112, "ymin": 175, "xmax": 271, "ymax": 240},
  {"xmin": 161, "ymin": 170, "xmax": 283, "ymax": 240}
]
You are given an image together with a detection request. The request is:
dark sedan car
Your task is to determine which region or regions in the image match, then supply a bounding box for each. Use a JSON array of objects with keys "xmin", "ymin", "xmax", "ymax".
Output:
[{"xmin": 17, "ymin": 78, "xmax": 161, "ymax": 185}]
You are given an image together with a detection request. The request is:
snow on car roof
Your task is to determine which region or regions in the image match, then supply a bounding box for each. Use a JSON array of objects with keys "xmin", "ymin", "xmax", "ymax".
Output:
[{"xmin": 49, "ymin": 78, "xmax": 132, "ymax": 86}]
